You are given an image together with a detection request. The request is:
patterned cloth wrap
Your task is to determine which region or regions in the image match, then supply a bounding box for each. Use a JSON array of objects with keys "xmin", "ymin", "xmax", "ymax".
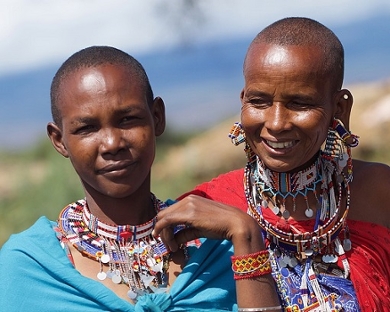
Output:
[
  {"xmin": 270, "ymin": 253, "xmax": 359, "ymax": 311},
  {"xmin": 182, "ymin": 168, "xmax": 390, "ymax": 312}
]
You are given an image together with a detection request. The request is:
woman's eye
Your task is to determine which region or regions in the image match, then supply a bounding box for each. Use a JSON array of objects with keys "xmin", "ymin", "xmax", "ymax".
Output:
[
  {"xmin": 121, "ymin": 115, "xmax": 138, "ymax": 124},
  {"xmin": 74, "ymin": 125, "xmax": 95, "ymax": 134},
  {"xmin": 290, "ymin": 101, "xmax": 313, "ymax": 109},
  {"xmin": 246, "ymin": 98, "xmax": 270, "ymax": 107}
]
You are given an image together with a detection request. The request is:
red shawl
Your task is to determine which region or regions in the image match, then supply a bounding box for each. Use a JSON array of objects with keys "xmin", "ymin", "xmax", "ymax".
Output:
[{"xmin": 181, "ymin": 169, "xmax": 390, "ymax": 312}]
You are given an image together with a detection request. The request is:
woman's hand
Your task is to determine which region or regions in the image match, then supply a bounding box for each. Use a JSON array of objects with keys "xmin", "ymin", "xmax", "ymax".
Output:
[
  {"xmin": 152, "ymin": 194, "xmax": 265, "ymax": 253},
  {"xmin": 153, "ymin": 195, "xmax": 279, "ymax": 308}
]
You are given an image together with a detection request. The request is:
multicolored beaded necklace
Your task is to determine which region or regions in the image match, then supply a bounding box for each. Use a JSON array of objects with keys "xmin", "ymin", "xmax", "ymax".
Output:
[
  {"xmin": 244, "ymin": 153, "xmax": 351, "ymax": 267},
  {"xmin": 57, "ymin": 193, "xmax": 171, "ymax": 301},
  {"xmin": 229, "ymin": 120, "xmax": 360, "ymax": 311}
]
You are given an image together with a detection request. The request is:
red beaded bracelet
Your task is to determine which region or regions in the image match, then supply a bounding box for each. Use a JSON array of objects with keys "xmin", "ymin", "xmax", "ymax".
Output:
[{"xmin": 231, "ymin": 250, "xmax": 272, "ymax": 280}]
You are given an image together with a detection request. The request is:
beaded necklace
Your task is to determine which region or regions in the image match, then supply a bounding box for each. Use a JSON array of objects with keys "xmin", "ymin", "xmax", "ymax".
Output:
[
  {"xmin": 244, "ymin": 152, "xmax": 354, "ymax": 310},
  {"xmin": 57, "ymin": 194, "xmax": 172, "ymax": 301},
  {"xmin": 254, "ymin": 157, "xmax": 322, "ymax": 218},
  {"xmin": 229, "ymin": 120, "xmax": 360, "ymax": 310},
  {"xmin": 244, "ymin": 155, "xmax": 351, "ymax": 263}
]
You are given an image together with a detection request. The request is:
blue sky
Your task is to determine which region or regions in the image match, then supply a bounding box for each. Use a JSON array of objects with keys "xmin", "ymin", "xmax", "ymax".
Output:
[
  {"xmin": 1, "ymin": 0, "xmax": 390, "ymax": 77},
  {"xmin": 1, "ymin": 0, "xmax": 390, "ymax": 149}
]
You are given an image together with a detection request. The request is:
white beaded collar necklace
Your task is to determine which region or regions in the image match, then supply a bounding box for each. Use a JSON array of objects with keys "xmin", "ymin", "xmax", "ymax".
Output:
[
  {"xmin": 57, "ymin": 193, "xmax": 172, "ymax": 301},
  {"xmin": 82, "ymin": 200, "xmax": 156, "ymax": 241}
]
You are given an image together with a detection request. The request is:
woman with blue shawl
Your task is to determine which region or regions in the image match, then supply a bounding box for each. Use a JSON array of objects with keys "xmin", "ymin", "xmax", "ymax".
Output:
[{"xmin": 0, "ymin": 46, "xmax": 280, "ymax": 312}]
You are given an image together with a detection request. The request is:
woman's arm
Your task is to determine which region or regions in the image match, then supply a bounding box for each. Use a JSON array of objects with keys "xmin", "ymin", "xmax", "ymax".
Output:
[{"xmin": 153, "ymin": 194, "xmax": 281, "ymax": 311}]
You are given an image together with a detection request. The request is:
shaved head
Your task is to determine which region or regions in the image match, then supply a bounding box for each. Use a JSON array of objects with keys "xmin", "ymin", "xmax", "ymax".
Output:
[
  {"xmin": 50, "ymin": 46, "xmax": 154, "ymax": 127},
  {"xmin": 245, "ymin": 17, "xmax": 344, "ymax": 90}
]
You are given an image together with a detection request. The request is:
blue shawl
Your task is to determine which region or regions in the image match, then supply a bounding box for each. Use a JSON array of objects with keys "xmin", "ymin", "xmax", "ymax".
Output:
[{"xmin": 0, "ymin": 217, "xmax": 237, "ymax": 311}]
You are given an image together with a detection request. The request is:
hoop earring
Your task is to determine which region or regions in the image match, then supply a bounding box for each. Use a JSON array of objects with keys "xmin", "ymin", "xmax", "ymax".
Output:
[
  {"xmin": 323, "ymin": 118, "xmax": 359, "ymax": 158},
  {"xmin": 332, "ymin": 118, "xmax": 359, "ymax": 148}
]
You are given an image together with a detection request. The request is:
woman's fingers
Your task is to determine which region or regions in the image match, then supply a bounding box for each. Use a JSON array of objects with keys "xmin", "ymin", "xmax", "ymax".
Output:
[
  {"xmin": 153, "ymin": 195, "xmax": 237, "ymax": 241},
  {"xmin": 154, "ymin": 194, "xmax": 264, "ymax": 251},
  {"xmin": 157, "ymin": 226, "xmax": 179, "ymax": 252}
]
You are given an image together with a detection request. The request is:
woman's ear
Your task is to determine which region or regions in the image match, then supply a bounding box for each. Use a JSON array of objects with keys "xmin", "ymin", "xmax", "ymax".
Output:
[
  {"xmin": 47, "ymin": 122, "xmax": 69, "ymax": 158},
  {"xmin": 151, "ymin": 97, "xmax": 166, "ymax": 137},
  {"xmin": 240, "ymin": 89, "xmax": 245, "ymax": 102},
  {"xmin": 334, "ymin": 89, "xmax": 353, "ymax": 130}
]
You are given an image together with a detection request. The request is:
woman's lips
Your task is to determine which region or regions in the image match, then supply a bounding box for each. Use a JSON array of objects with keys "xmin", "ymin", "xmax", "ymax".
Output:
[{"xmin": 97, "ymin": 161, "xmax": 134, "ymax": 175}]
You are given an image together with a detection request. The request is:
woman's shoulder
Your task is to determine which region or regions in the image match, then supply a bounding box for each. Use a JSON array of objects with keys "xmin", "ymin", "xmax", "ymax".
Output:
[
  {"xmin": 0, "ymin": 217, "xmax": 56, "ymax": 255},
  {"xmin": 352, "ymin": 159, "xmax": 390, "ymax": 189},
  {"xmin": 353, "ymin": 158, "xmax": 390, "ymax": 172},
  {"xmin": 350, "ymin": 159, "xmax": 390, "ymax": 227}
]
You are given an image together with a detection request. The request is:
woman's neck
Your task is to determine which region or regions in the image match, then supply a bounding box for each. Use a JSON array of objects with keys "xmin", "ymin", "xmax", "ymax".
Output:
[{"xmin": 83, "ymin": 190, "xmax": 157, "ymax": 226}]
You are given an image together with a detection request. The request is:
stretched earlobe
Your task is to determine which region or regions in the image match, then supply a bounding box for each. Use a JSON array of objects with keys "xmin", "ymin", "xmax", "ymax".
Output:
[
  {"xmin": 334, "ymin": 89, "xmax": 353, "ymax": 130},
  {"xmin": 47, "ymin": 122, "xmax": 69, "ymax": 158}
]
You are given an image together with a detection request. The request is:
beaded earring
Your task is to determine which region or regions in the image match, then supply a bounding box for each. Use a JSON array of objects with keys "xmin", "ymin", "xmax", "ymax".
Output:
[
  {"xmin": 228, "ymin": 122, "xmax": 257, "ymax": 164},
  {"xmin": 323, "ymin": 118, "xmax": 359, "ymax": 181},
  {"xmin": 324, "ymin": 119, "xmax": 359, "ymax": 155},
  {"xmin": 228, "ymin": 122, "xmax": 246, "ymax": 146}
]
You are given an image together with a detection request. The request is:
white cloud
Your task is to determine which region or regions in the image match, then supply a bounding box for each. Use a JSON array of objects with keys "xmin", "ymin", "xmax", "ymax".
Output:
[
  {"xmin": 1, "ymin": 0, "xmax": 390, "ymax": 76},
  {"xmin": 0, "ymin": 0, "xmax": 169, "ymax": 74}
]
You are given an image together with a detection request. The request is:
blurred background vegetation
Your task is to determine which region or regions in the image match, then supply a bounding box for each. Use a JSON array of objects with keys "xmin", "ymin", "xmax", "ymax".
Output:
[{"xmin": 1, "ymin": 80, "xmax": 390, "ymax": 247}]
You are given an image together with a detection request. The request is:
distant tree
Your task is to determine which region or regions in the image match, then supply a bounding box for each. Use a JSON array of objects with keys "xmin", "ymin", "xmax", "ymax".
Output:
[{"xmin": 155, "ymin": 0, "xmax": 208, "ymax": 46}]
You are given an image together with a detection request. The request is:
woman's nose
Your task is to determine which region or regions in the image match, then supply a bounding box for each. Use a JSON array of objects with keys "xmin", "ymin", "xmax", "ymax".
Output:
[
  {"xmin": 264, "ymin": 103, "xmax": 292, "ymax": 133},
  {"xmin": 99, "ymin": 128, "xmax": 127, "ymax": 154}
]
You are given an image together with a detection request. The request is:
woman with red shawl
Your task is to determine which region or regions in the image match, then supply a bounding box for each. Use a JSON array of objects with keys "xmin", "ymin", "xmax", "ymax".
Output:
[{"xmin": 156, "ymin": 17, "xmax": 390, "ymax": 312}]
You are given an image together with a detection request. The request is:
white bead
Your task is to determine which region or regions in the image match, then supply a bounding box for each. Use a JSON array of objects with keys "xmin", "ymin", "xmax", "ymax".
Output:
[
  {"xmin": 101, "ymin": 254, "xmax": 110, "ymax": 264},
  {"xmin": 112, "ymin": 274, "xmax": 122, "ymax": 284},
  {"xmin": 146, "ymin": 258, "xmax": 155, "ymax": 267},
  {"xmin": 305, "ymin": 208, "xmax": 314, "ymax": 218},
  {"xmin": 305, "ymin": 248, "xmax": 313, "ymax": 256},
  {"xmin": 343, "ymin": 238, "xmax": 352, "ymax": 251},
  {"xmin": 97, "ymin": 271, "xmax": 107, "ymax": 281},
  {"xmin": 272, "ymin": 206, "xmax": 280, "ymax": 215},
  {"xmin": 127, "ymin": 290, "xmax": 138, "ymax": 300}
]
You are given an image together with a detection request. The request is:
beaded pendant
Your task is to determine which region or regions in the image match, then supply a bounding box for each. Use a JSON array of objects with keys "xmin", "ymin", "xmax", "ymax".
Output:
[{"xmin": 57, "ymin": 194, "xmax": 173, "ymax": 301}]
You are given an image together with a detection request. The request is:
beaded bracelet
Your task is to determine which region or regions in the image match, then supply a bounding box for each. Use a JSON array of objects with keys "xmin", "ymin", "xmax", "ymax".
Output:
[
  {"xmin": 237, "ymin": 305, "xmax": 282, "ymax": 311},
  {"xmin": 231, "ymin": 250, "xmax": 272, "ymax": 280}
]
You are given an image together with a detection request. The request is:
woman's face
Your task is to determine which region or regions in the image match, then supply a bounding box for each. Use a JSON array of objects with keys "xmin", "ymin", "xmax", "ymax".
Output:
[
  {"xmin": 240, "ymin": 43, "xmax": 338, "ymax": 173},
  {"xmin": 49, "ymin": 64, "xmax": 165, "ymax": 200}
]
